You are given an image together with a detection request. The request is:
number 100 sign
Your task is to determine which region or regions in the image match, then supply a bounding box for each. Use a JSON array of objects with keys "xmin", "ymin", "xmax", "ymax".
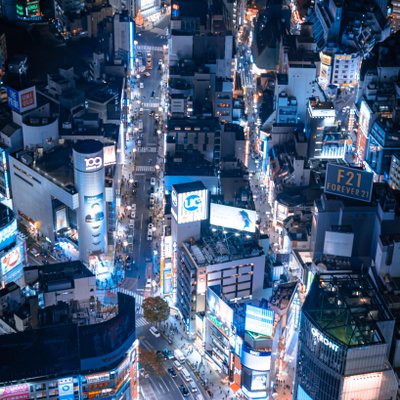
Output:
[{"xmin": 324, "ymin": 164, "xmax": 373, "ymax": 203}]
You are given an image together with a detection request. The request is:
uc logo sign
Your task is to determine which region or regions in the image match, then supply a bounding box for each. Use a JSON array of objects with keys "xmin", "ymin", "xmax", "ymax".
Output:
[{"xmin": 184, "ymin": 194, "xmax": 201, "ymax": 212}]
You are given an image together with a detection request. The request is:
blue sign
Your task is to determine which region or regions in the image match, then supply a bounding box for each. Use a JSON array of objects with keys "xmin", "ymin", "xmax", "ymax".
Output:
[
  {"xmin": 183, "ymin": 194, "xmax": 201, "ymax": 211},
  {"xmin": 6, "ymin": 87, "xmax": 20, "ymax": 112},
  {"xmin": 324, "ymin": 164, "xmax": 373, "ymax": 203},
  {"xmin": 171, "ymin": 190, "xmax": 177, "ymax": 207},
  {"xmin": 245, "ymin": 305, "xmax": 274, "ymax": 337}
]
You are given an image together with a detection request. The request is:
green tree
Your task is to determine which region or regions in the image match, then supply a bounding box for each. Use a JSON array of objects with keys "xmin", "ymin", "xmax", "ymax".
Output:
[
  {"xmin": 139, "ymin": 349, "xmax": 165, "ymax": 376},
  {"xmin": 142, "ymin": 296, "xmax": 170, "ymax": 326}
]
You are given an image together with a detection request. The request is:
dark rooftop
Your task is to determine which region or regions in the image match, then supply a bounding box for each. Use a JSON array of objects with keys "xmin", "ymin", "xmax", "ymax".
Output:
[{"xmin": 172, "ymin": 180, "xmax": 206, "ymax": 194}]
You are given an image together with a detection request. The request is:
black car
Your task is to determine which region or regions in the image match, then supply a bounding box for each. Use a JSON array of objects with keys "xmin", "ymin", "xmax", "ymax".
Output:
[
  {"xmin": 179, "ymin": 385, "xmax": 190, "ymax": 397},
  {"xmin": 167, "ymin": 367, "xmax": 177, "ymax": 378}
]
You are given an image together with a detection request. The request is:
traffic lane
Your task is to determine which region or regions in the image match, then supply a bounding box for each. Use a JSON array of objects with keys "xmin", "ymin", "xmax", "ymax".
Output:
[
  {"xmin": 140, "ymin": 329, "xmax": 195, "ymax": 399},
  {"xmin": 143, "ymin": 332, "xmax": 199, "ymax": 399},
  {"xmin": 133, "ymin": 174, "xmax": 152, "ymax": 285}
]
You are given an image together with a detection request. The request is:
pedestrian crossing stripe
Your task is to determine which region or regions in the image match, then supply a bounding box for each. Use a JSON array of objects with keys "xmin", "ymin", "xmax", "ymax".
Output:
[
  {"xmin": 142, "ymin": 102, "xmax": 159, "ymax": 108},
  {"xmin": 136, "ymin": 45, "xmax": 163, "ymax": 52},
  {"xmin": 136, "ymin": 165, "xmax": 156, "ymax": 172},
  {"xmin": 136, "ymin": 147, "xmax": 157, "ymax": 153},
  {"xmin": 136, "ymin": 316, "xmax": 150, "ymax": 327}
]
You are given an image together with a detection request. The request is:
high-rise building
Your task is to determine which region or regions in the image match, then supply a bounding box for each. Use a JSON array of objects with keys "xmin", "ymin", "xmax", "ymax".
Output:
[{"xmin": 293, "ymin": 272, "xmax": 398, "ymax": 400}]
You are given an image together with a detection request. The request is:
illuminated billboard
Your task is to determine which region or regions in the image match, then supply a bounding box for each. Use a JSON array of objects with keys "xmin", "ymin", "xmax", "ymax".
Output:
[
  {"xmin": 58, "ymin": 378, "xmax": 74, "ymax": 400},
  {"xmin": 210, "ymin": 203, "xmax": 257, "ymax": 233},
  {"xmin": 6, "ymin": 86, "xmax": 37, "ymax": 113},
  {"xmin": 104, "ymin": 145, "xmax": 116, "ymax": 166},
  {"xmin": 241, "ymin": 347, "xmax": 271, "ymax": 371},
  {"xmin": 163, "ymin": 261, "xmax": 173, "ymax": 295},
  {"xmin": 206, "ymin": 286, "xmax": 233, "ymax": 334},
  {"xmin": 1, "ymin": 244, "xmax": 24, "ymax": 276},
  {"xmin": 0, "ymin": 384, "xmax": 30, "ymax": 399},
  {"xmin": 84, "ymin": 193, "xmax": 105, "ymax": 224},
  {"xmin": 171, "ymin": 188, "xmax": 208, "ymax": 224},
  {"xmin": 323, "ymin": 231, "xmax": 354, "ymax": 257},
  {"xmin": 0, "ymin": 219, "xmax": 17, "ymax": 251},
  {"xmin": 324, "ymin": 164, "xmax": 373, "ymax": 202},
  {"xmin": 245, "ymin": 305, "xmax": 274, "ymax": 337},
  {"xmin": 55, "ymin": 208, "xmax": 68, "ymax": 232}
]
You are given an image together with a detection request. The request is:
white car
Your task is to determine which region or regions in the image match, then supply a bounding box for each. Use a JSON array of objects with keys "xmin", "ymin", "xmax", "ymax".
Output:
[
  {"xmin": 131, "ymin": 211, "xmax": 136, "ymax": 219},
  {"xmin": 150, "ymin": 177, "xmax": 156, "ymax": 186},
  {"xmin": 148, "ymin": 223, "xmax": 153, "ymax": 230},
  {"xmin": 149, "ymin": 326, "xmax": 160, "ymax": 338},
  {"xmin": 147, "ymin": 233, "xmax": 153, "ymax": 241},
  {"xmin": 139, "ymin": 82, "xmax": 144, "ymax": 89},
  {"xmin": 146, "ymin": 278, "xmax": 152, "ymax": 288}
]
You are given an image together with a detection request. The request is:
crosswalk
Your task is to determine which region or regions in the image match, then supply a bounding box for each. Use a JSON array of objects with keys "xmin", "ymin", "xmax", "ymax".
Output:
[
  {"xmin": 142, "ymin": 102, "xmax": 159, "ymax": 108},
  {"xmin": 136, "ymin": 45, "xmax": 163, "ymax": 52},
  {"xmin": 136, "ymin": 315, "xmax": 150, "ymax": 328},
  {"xmin": 136, "ymin": 146, "xmax": 157, "ymax": 153},
  {"xmin": 136, "ymin": 165, "xmax": 156, "ymax": 172}
]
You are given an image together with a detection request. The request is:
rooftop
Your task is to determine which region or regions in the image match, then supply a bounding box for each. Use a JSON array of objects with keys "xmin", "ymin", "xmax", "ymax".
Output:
[
  {"xmin": 172, "ymin": 180, "xmax": 206, "ymax": 194},
  {"xmin": 183, "ymin": 229, "xmax": 263, "ymax": 267},
  {"xmin": 303, "ymin": 273, "xmax": 393, "ymax": 347}
]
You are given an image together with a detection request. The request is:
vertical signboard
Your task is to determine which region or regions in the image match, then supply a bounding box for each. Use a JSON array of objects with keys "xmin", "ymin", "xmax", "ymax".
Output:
[
  {"xmin": 324, "ymin": 164, "xmax": 373, "ymax": 202},
  {"xmin": 6, "ymin": 87, "xmax": 20, "ymax": 112},
  {"xmin": 173, "ymin": 189, "xmax": 208, "ymax": 224},
  {"xmin": 58, "ymin": 378, "xmax": 74, "ymax": 400}
]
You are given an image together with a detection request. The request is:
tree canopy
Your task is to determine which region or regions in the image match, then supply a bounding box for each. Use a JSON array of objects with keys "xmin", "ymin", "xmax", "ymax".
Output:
[{"xmin": 142, "ymin": 296, "xmax": 170, "ymax": 325}]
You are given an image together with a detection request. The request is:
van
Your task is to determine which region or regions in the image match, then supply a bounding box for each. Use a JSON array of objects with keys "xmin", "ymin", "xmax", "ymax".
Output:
[
  {"xmin": 173, "ymin": 360, "xmax": 182, "ymax": 371},
  {"xmin": 189, "ymin": 381, "xmax": 198, "ymax": 393},
  {"xmin": 180, "ymin": 367, "xmax": 192, "ymax": 382},
  {"xmin": 174, "ymin": 349, "xmax": 185, "ymax": 363}
]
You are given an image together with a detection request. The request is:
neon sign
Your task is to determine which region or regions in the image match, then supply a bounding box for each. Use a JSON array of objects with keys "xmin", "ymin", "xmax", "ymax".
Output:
[
  {"xmin": 311, "ymin": 327, "xmax": 339, "ymax": 352},
  {"xmin": 84, "ymin": 156, "xmax": 102, "ymax": 171}
]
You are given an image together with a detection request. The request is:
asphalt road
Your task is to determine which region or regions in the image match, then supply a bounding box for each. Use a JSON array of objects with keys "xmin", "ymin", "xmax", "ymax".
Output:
[
  {"xmin": 138, "ymin": 323, "xmax": 200, "ymax": 400},
  {"xmin": 122, "ymin": 23, "xmax": 166, "ymax": 290}
]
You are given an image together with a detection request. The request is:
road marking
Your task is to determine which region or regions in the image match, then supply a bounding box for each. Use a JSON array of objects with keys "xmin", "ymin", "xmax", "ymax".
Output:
[
  {"xmin": 136, "ymin": 165, "xmax": 156, "ymax": 172},
  {"xmin": 142, "ymin": 102, "xmax": 159, "ymax": 108},
  {"xmin": 137, "ymin": 147, "xmax": 157, "ymax": 153},
  {"xmin": 136, "ymin": 316, "xmax": 150, "ymax": 327},
  {"xmin": 136, "ymin": 45, "xmax": 163, "ymax": 52}
]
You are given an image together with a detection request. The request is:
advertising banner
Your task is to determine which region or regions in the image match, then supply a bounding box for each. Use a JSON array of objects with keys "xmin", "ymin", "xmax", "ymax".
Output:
[
  {"xmin": 0, "ymin": 384, "xmax": 30, "ymax": 400},
  {"xmin": 324, "ymin": 163, "xmax": 373, "ymax": 202},
  {"xmin": 173, "ymin": 188, "xmax": 208, "ymax": 224},
  {"xmin": 245, "ymin": 305, "xmax": 274, "ymax": 337},
  {"xmin": 241, "ymin": 347, "xmax": 271, "ymax": 371},
  {"xmin": 84, "ymin": 193, "xmax": 105, "ymax": 224},
  {"xmin": 103, "ymin": 145, "xmax": 116, "ymax": 166},
  {"xmin": 19, "ymin": 87, "xmax": 36, "ymax": 112},
  {"xmin": 1, "ymin": 244, "xmax": 24, "ymax": 276},
  {"xmin": 163, "ymin": 236, "xmax": 173, "ymax": 259},
  {"xmin": 56, "ymin": 208, "xmax": 68, "ymax": 232},
  {"xmin": 57, "ymin": 378, "xmax": 74, "ymax": 400},
  {"xmin": 163, "ymin": 261, "xmax": 172, "ymax": 295},
  {"xmin": 0, "ymin": 219, "xmax": 18, "ymax": 251},
  {"xmin": 207, "ymin": 287, "xmax": 233, "ymax": 330},
  {"xmin": 210, "ymin": 203, "xmax": 257, "ymax": 233},
  {"xmin": 6, "ymin": 87, "xmax": 20, "ymax": 112}
]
